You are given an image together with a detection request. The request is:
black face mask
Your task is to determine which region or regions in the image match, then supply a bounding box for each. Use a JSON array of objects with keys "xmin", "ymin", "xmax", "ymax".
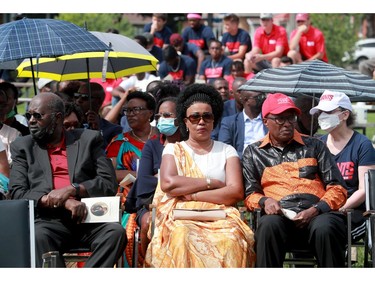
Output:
[{"xmin": 30, "ymin": 114, "xmax": 57, "ymax": 144}]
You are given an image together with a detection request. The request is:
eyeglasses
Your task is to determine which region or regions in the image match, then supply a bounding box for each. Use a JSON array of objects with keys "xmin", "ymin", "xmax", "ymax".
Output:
[
  {"xmin": 63, "ymin": 121, "xmax": 80, "ymax": 130},
  {"xmin": 74, "ymin": 93, "xmax": 89, "ymax": 100},
  {"xmin": 241, "ymin": 95, "xmax": 259, "ymax": 103},
  {"xmin": 123, "ymin": 106, "xmax": 148, "ymax": 115},
  {"xmin": 154, "ymin": 112, "xmax": 174, "ymax": 120},
  {"xmin": 266, "ymin": 115, "xmax": 297, "ymax": 125},
  {"xmin": 185, "ymin": 112, "xmax": 214, "ymax": 124},
  {"xmin": 25, "ymin": 112, "xmax": 54, "ymax": 121}
]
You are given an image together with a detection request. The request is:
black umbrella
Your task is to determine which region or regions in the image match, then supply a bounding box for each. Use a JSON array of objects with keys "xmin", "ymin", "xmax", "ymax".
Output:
[
  {"xmin": 239, "ymin": 60, "xmax": 375, "ymax": 102},
  {"xmin": 0, "ymin": 18, "xmax": 110, "ymax": 94}
]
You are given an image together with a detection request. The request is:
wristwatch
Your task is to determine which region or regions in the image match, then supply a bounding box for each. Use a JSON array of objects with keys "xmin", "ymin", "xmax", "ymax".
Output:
[
  {"xmin": 71, "ymin": 183, "xmax": 80, "ymax": 198},
  {"xmin": 312, "ymin": 204, "xmax": 320, "ymax": 213}
]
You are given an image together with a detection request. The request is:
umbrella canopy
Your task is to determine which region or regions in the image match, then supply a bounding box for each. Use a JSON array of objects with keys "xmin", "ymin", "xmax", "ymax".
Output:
[
  {"xmin": 0, "ymin": 18, "xmax": 110, "ymax": 94},
  {"xmin": 239, "ymin": 60, "xmax": 375, "ymax": 102},
  {"xmin": 16, "ymin": 31, "xmax": 159, "ymax": 81},
  {"xmin": 0, "ymin": 18, "xmax": 110, "ymax": 63}
]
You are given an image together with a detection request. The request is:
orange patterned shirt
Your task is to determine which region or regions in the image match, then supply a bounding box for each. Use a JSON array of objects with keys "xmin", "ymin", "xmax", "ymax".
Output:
[{"xmin": 243, "ymin": 130, "xmax": 347, "ymax": 212}]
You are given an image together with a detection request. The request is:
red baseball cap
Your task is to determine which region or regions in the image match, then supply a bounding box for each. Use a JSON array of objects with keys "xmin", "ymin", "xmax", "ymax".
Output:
[
  {"xmin": 262, "ymin": 93, "xmax": 301, "ymax": 117},
  {"xmin": 169, "ymin": 33, "xmax": 183, "ymax": 46},
  {"xmin": 296, "ymin": 13, "xmax": 309, "ymax": 21}
]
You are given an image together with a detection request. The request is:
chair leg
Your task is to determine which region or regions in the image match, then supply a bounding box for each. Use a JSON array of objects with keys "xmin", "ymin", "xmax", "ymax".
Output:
[
  {"xmin": 42, "ymin": 251, "xmax": 59, "ymax": 268},
  {"xmin": 347, "ymin": 211, "xmax": 352, "ymax": 268},
  {"xmin": 132, "ymin": 227, "xmax": 140, "ymax": 268},
  {"xmin": 371, "ymin": 215, "xmax": 375, "ymax": 267}
]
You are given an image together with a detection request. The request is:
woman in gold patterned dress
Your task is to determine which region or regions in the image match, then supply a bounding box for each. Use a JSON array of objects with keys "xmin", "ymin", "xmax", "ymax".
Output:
[{"xmin": 144, "ymin": 83, "xmax": 255, "ymax": 268}]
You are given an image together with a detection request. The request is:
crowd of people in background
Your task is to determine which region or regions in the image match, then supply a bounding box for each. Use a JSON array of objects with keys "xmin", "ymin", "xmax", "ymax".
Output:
[{"xmin": 0, "ymin": 12, "xmax": 375, "ymax": 269}]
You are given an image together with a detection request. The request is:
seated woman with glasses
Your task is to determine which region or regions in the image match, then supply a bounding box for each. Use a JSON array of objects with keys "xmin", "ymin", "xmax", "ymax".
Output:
[
  {"xmin": 144, "ymin": 83, "xmax": 255, "ymax": 268},
  {"xmin": 125, "ymin": 96, "xmax": 181, "ymax": 265},
  {"xmin": 105, "ymin": 91, "xmax": 157, "ymax": 267},
  {"xmin": 105, "ymin": 91, "xmax": 158, "ymax": 196}
]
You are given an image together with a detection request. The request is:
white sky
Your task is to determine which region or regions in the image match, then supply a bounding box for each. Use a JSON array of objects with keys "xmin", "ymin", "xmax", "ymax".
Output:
[{"xmin": 2, "ymin": 0, "xmax": 374, "ymax": 13}]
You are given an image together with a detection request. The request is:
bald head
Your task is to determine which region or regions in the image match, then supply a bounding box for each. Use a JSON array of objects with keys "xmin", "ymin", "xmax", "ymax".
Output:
[{"xmin": 31, "ymin": 92, "xmax": 65, "ymax": 117}]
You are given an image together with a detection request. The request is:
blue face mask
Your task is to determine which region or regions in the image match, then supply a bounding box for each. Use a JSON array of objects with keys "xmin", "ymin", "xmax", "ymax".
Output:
[{"xmin": 156, "ymin": 117, "xmax": 178, "ymax": 136}]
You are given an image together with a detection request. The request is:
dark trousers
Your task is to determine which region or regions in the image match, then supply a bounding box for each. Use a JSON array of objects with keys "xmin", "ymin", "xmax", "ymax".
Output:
[
  {"xmin": 35, "ymin": 219, "xmax": 127, "ymax": 267},
  {"xmin": 255, "ymin": 213, "xmax": 347, "ymax": 267}
]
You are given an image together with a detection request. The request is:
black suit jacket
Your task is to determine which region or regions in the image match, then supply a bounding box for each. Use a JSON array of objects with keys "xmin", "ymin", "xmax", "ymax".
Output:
[{"xmin": 9, "ymin": 129, "xmax": 117, "ymax": 219}]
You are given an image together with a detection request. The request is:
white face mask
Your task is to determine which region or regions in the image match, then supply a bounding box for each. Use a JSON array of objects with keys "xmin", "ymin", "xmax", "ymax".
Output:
[{"xmin": 318, "ymin": 112, "xmax": 342, "ymax": 132}]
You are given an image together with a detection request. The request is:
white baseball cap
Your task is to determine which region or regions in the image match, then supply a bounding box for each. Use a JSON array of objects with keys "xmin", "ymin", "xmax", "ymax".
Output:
[
  {"xmin": 260, "ymin": 13, "xmax": 273, "ymax": 19},
  {"xmin": 309, "ymin": 90, "xmax": 353, "ymax": 115},
  {"xmin": 37, "ymin": 78, "xmax": 53, "ymax": 90}
]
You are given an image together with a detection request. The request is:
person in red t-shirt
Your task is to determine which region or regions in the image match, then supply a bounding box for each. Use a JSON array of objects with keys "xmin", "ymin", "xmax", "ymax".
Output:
[
  {"xmin": 288, "ymin": 13, "xmax": 328, "ymax": 64},
  {"xmin": 226, "ymin": 60, "xmax": 254, "ymax": 92},
  {"xmin": 244, "ymin": 13, "xmax": 289, "ymax": 73}
]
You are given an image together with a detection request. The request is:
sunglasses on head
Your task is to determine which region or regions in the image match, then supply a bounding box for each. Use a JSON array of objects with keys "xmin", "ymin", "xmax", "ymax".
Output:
[
  {"xmin": 185, "ymin": 112, "xmax": 214, "ymax": 124},
  {"xmin": 154, "ymin": 112, "xmax": 174, "ymax": 120}
]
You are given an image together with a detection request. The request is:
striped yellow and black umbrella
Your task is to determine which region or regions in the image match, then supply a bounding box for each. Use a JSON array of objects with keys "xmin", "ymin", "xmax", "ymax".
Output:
[
  {"xmin": 239, "ymin": 59, "xmax": 375, "ymax": 102},
  {"xmin": 16, "ymin": 31, "xmax": 158, "ymax": 81}
]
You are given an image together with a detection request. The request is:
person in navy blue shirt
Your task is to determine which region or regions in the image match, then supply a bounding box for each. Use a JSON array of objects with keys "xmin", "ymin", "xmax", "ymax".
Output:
[
  {"xmin": 143, "ymin": 13, "xmax": 173, "ymax": 49},
  {"xmin": 310, "ymin": 90, "xmax": 375, "ymax": 242},
  {"xmin": 158, "ymin": 46, "xmax": 196, "ymax": 89},
  {"xmin": 181, "ymin": 13, "xmax": 216, "ymax": 54},
  {"xmin": 169, "ymin": 33, "xmax": 205, "ymax": 74},
  {"xmin": 198, "ymin": 39, "xmax": 232, "ymax": 84},
  {"xmin": 222, "ymin": 14, "xmax": 252, "ymax": 61}
]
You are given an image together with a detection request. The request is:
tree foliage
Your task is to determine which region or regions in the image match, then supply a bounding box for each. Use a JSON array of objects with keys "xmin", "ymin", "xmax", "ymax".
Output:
[
  {"xmin": 56, "ymin": 13, "xmax": 135, "ymax": 37},
  {"xmin": 310, "ymin": 14, "xmax": 364, "ymax": 67}
]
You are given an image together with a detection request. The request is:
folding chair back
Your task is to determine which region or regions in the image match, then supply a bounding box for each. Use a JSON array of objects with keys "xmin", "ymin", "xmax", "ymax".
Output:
[{"xmin": 0, "ymin": 200, "xmax": 35, "ymax": 267}]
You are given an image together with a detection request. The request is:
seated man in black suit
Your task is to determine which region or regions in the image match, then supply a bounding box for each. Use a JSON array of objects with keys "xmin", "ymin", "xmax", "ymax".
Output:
[{"xmin": 9, "ymin": 93, "xmax": 126, "ymax": 267}]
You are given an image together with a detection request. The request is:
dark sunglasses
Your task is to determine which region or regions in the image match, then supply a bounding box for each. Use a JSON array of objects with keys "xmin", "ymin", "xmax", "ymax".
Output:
[
  {"xmin": 185, "ymin": 112, "xmax": 214, "ymax": 124},
  {"xmin": 63, "ymin": 121, "xmax": 80, "ymax": 130},
  {"xmin": 154, "ymin": 112, "xmax": 174, "ymax": 120},
  {"xmin": 241, "ymin": 95, "xmax": 259, "ymax": 103},
  {"xmin": 25, "ymin": 112, "xmax": 54, "ymax": 121},
  {"xmin": 73, "ymin": 93, "xmax": 90, "ymax": 100}
]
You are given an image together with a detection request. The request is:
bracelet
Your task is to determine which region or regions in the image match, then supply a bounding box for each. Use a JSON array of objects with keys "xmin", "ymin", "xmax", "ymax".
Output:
[
  {"xmin": 206, "ymin": 178, "xmax": 211, "ymax": 189},
  {"xmin": 192, "ymin": 193, "xmax": 197, "ymax": 201}
]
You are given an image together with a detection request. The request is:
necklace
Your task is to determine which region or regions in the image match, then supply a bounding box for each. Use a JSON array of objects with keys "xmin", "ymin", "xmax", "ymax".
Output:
[
  {"xmin": 185, "ymin": 139, "xmax": 213, "ymax": 155},
  {"xmin": 170, "ymin": 57, "xmax": 181, "ymax": 72},
  {"xmin": 131, "ymin": 127, "xmax": 153, "ymax": 143},
  {"xmin": 211, "ymin": 59, "xmax": 219, "ymax": 69}
]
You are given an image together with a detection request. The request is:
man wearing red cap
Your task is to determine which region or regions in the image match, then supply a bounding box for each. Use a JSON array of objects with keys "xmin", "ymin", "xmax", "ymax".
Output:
[
  {"xmin": 181, "ymin": 13, "xmax": 216, "ymax": 54},
  {"xmin": 288, "ymin": 13, "xmax": 328, "ymax": 64},
  {"xmin": 242, "ymin": 93, "xmax": 348, "ymax": 267}
]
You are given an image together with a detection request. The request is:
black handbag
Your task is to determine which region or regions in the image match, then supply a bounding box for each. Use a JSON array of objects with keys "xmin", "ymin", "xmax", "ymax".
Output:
[{"xmin": 279, "ymin": 193, "xmax": 320, "ymax": 213}]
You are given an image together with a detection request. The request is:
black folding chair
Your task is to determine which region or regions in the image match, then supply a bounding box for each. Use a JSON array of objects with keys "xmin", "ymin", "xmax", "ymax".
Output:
[{"xmin": 0, "ymin": 199, "xmax": 36, "ymax": 268}]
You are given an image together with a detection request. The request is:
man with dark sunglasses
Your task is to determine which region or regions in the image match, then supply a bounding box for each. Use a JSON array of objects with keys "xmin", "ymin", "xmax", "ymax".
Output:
[
  {"xmin": 242, "ymin": 93, "xmax": 348, "ymax": 267},
  {"xmin": 218, "ymin": 89, "xmax": 267, "ymax": 159},
  {"xmin": 9, "ymin": 93, "xmax": 127, "ymax": 267},
  {"xmin": 75, "ymin": 82, "xmax": 122, "ymax": 149}
]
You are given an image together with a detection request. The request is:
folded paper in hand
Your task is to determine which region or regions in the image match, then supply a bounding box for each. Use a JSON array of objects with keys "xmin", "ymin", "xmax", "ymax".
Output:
[
  {"xmin": 82, "ymin": 196, "xmax": 120, "ymax": 223},
  {"xmin": 120, "ymin": 174, "xmax": 136, "ymax": 186},
  {"xmin": 281, "ymin": 208, "xmax": 297, "ymax": 220},
  {"xmin": 172, "ymin": 208, "xmax": 226, "ymax": 221}
]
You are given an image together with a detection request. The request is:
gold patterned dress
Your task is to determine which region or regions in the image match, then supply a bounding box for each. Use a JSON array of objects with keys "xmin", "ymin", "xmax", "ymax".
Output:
[{"xmin": 144, "ymin": 142, "xmax": 255, "ymax": 268}]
